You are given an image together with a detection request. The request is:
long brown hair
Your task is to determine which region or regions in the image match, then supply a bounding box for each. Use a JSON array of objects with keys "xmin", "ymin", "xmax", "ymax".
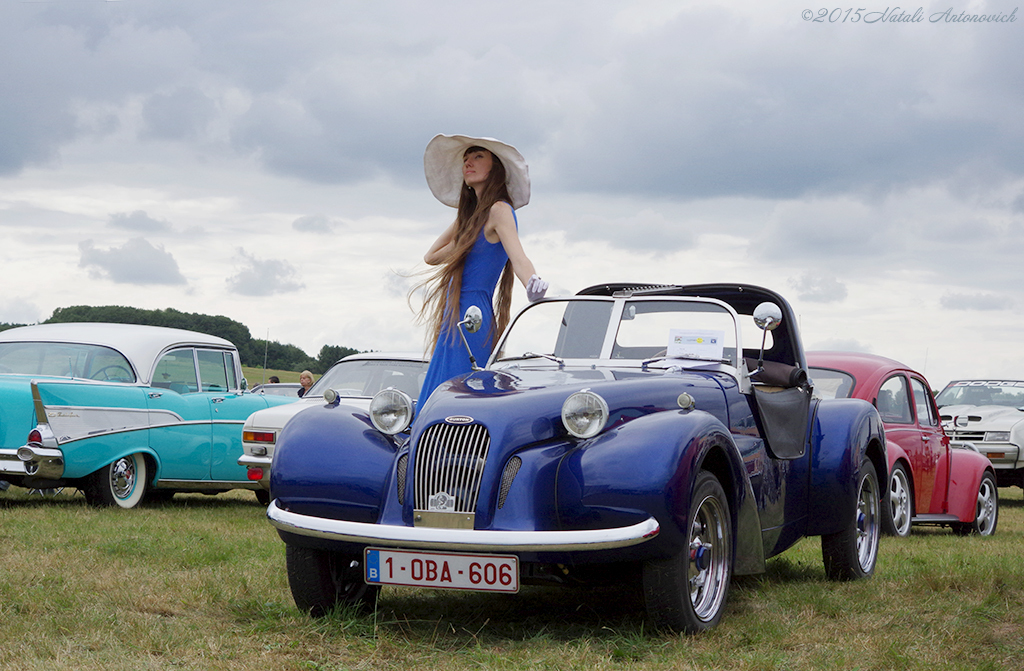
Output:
[{"xmin": 416, "ymin": 147, "xmax": 516, "ymax": 352}]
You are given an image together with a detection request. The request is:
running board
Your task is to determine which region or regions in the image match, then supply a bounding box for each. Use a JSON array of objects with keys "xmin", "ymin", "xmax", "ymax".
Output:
[{"xmin": 913, "ymin": 514, "xmax": 961, "ymax": 525}]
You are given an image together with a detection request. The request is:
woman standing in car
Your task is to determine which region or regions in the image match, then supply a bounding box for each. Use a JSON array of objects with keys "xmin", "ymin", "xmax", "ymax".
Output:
[{"xmin": 416, "ymin": 134, "xmax": 548, "ymax": 403}]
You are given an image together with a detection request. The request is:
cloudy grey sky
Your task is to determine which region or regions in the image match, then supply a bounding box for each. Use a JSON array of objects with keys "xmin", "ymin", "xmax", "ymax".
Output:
[{"xmin": 1, "ymin": 0, "xmax": 1021, "ymax": 388}]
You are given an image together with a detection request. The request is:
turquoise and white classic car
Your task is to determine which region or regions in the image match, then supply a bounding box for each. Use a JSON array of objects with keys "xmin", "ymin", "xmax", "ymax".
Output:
[{"xmin": 0, "ymin": 322, "xmax": 296, "ymax": 508}]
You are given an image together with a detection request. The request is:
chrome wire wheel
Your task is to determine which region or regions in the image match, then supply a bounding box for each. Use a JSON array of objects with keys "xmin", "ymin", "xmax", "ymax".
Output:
[
  {"xmin": 886, "ymin": 463, "xmax": 912, "ymax": 537},
  {"xmin": 856, "ymin": 461, "xmax": 881, "ymax": 572},
  {"xmin": 110, "ymin": 456, "xmax": 137, "ymax": 500},
  {"xmin": 688, "ymin": 492, "xmax": 730, "ymax": 623}
]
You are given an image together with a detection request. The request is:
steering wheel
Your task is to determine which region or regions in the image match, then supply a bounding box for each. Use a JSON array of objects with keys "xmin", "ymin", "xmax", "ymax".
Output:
[{"xmin": 91, "ymin": 365, "xmax": 133, "ymax": 381}]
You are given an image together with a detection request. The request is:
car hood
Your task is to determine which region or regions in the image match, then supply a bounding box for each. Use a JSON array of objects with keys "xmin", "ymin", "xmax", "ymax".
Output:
[
  {"xmin": 412, "ymin": 365, "xmax": 733, "ymax": 445},
  {"xmin": 940, "ymin": 404, "xmax": 1024, "ymax": 430},
  {"xmin": 244, "ymin": 394, "xmax": 371, "ymax": 430}
]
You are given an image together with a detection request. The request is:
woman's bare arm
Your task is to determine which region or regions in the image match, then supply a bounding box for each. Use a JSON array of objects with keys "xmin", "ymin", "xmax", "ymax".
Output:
[{"xmin": 424, "ymin": 221, "xmax": 457, "ymax": 265}]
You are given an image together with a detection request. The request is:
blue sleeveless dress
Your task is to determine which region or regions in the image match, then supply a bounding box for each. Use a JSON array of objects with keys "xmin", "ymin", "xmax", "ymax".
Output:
[{"xmin": 418, "ymin": 208, "xmax": 515, "ymax": 404}]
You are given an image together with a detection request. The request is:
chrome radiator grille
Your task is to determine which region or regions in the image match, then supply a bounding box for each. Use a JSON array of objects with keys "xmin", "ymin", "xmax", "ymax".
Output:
[{"xmin": 414, "ymin": 422, "xmax": 490, "ymax": 514}]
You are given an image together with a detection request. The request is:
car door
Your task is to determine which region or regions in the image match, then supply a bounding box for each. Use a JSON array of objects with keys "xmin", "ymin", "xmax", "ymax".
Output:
[
  {"xmin": 146, "ymin": 347, "xmax": 214, "ymax": 481},
  {"xmin": 196, "ymin": 348, "xmax": 269, "ymax": 482},
  {"xmin": 909, "ymin": 375, "xmax": 949, "ymax": 513},
  {"xmin": 877, "ymin": 373, "xmax": 939, "ymax": 514}
]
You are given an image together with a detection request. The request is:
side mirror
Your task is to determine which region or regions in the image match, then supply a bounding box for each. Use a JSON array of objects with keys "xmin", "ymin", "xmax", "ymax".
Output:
[
  {"xmin": 753, "ymin": 302, "xmax": 783, "ymax": 332},
  {"xmin": 461, "ymin": 305, "xmax": 483, "ymax": 334},
  {"xmin": 457, "ymin": 305, "xmax": 485, "ymax": 371},
  {"xmin": 752, "ymin": 302, "xmax": 783, "ymax": 376}
]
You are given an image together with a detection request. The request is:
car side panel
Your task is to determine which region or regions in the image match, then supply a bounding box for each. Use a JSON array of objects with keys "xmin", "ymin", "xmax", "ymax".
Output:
[
  {"xmin": 32, "ymin": 380, "xmax": 155, "ymax": 479},
  {"xmin": 271, "ymin": 403, "xmax": 400, "ymax": 523},
  {"xmin": 806, "ymin": 397, "xmax": 886, "ymax": 536},
  {"xmin": 945, "ymin": 450, "xmax": 995, "ymax": 522}
]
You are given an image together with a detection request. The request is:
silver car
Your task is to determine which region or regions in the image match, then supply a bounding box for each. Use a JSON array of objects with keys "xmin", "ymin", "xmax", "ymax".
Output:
[
  {"xmin": 240, "ymin": 352, "xmax": 428, "ymax": 503},
  {"xmin": 937, "ymin": 379, "xmax": 1024, "ymax": 489}
]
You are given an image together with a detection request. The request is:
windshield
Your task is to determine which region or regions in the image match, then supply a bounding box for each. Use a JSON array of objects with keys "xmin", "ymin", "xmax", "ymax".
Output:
[
  {"xmin": 0, "ymin": 341, "xmax": 136, "ymax": 382},
  {"xmin": 935, "ymin": 380, "xmax": 1024, "ymax": 408},
  {"xmin": 310, "ymin": 358, "xmax": 429, "ymax": 399},
  {"xmin": 495, "ymin": 298, "xmax": 739, "ymax": 365}
]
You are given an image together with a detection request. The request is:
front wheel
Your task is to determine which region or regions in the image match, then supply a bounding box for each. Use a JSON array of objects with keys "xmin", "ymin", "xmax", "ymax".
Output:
[
  {"xmin": 642, "ymin": 470, "xmax": 732, "ymax": 633},
  {"xmin": 881, "ymin": 462, "xmax": 912, "ymax": 537},
  {"xmin": 953, "ymin": 471, "xmax": 998, "ymax": 536},
  {"xmin": 822, "ymin": 458, "xmax": 880, "ymax": 580},
  {"xmin": 286, "ymin": 545, "xmax": 379, "ymax": 617},
  {"xmin": 84, "ymin": 453, "xmax": 148, "ymax": 509}
]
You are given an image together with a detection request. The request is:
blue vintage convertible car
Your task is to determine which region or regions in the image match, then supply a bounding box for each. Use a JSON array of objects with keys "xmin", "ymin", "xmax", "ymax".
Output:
[
  {"xmin": 268, "ymin": 283, "xmax": 886, "ymax": 633},
  {"xmin": 0, "ymin": 322, "xmax": 296, "ymax": 507}
]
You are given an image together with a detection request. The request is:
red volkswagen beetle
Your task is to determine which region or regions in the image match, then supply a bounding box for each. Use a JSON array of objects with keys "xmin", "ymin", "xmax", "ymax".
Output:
[{"xmin": 808, "ymin": 352, "xmax": 998, "ymax": 537}]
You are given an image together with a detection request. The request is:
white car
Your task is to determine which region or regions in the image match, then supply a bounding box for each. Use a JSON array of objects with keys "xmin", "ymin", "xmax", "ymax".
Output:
[
  {"xmin": 937, "ymin": 379, "xmax": 1024, "ymax": 489},
  {"xmin": 240, "ymin": 352, "xmax": 428, "ymax": 502}
]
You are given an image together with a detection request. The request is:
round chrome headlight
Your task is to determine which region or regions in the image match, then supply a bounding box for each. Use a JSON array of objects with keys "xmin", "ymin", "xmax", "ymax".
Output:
[
  {"xmin": 370, "ymin": 388, "xmax": 414, "ymax": 435},
  {"xmin": 561, "ymin": 390, "xmax": 609, "ymax": 439}
]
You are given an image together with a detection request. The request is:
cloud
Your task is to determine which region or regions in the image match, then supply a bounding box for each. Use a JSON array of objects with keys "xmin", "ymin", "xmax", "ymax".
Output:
[
  {"xmin": 939, "ymin": 292, "xmax": 1013, "ymax": 311},
  {"xmin": 109, "ymin": 210, "xmax": 172, "ymax": 233},
  {"xmin": 141, "ymin": 87, "xmax": 216, "ymax": 141},
  {"xmin": 806, "ymin": 338, "xmax": 872, "ymax": 353},
  {"xmin": 0, "ymin": 298, "xmax": 42, "ymax": 325},
  {"xmin": 292, "ymin": 214, "xmax": 341, "ymax": 233},
  {"xmin": 789, "ymin": 272, "xmax": 847, "ymax": 303},
  {"xmin": 225, "ymin": 248, "xmax": 304, "ymax": 296},
  {"xmin": 78, "ymin": 238, "xmax": 186, "ymax": 285}
]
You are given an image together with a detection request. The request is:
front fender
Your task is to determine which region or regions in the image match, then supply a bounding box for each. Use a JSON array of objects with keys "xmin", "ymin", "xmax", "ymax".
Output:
[
  {"xmin": 271, "ymin": 403, "xmax": 400, "ymax": 523},
  {"xmin": 807, "ymin": 398, "xmax": 886, "ymax": 536},
  {"xmin": 556, "ymin": 409, "xmax": 763, "ymax": 572},
  {"xmin": 946, "ymin": 449, "xmax": 995, "ymax": 522}
]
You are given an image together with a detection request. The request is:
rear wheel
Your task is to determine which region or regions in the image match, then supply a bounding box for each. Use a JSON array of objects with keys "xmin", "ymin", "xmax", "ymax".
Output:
[
  {"xmin": 255, "ymin": 489, "xmax": 271, "ymax": 506},
  {"xmin": 953, "ymin": 471, "xmax": 998, "ymax": 536},
  {"xmin": 286, "ymin": 545, "xmax": 379, "ymax": 617},
  {"xmin": 643, "ymin": 470, "xmax": 732, "ymax": 633},
  {"xmin": 822, "ymin": 458, "xmax": 879, "ymax": 580},
  {"xmin": 84, "ymin": 453, "xmax": 148, "ymax": 509},
  {"xmin": 881, "ymin": 462, "xmax": 912, "ymax": 537}
]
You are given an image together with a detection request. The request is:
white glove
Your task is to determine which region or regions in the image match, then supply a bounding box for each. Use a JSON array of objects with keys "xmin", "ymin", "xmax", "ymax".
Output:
[{"xmin": 526, "ymin": 274, "xmax": 548, "ymax": 302}]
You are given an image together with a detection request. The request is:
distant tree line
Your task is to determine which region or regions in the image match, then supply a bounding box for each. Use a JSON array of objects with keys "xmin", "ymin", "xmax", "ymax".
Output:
[{"xmin": 2, "ymin": 306, "xmax": 359, "ymax": 374}]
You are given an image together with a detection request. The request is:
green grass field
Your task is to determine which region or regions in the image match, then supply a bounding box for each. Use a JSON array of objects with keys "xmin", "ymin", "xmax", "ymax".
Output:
[{"xmin": 1, "ymin": 487, "xmax": 1022, "ymax": 670}]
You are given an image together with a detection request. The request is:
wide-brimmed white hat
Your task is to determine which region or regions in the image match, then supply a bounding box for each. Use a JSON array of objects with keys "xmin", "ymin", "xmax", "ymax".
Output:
[{"xmin": 424, "ymin": 134, "xmax": 530, "ymax": 209}]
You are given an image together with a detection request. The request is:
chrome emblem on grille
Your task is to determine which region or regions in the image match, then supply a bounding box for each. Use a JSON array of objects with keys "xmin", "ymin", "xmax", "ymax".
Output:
[
  {"xmin": 445, "ymin": 415, "xmax": 474, "ymax": 424},
  {"xmin": 428, "ymin": 491, "xmax": 456, "ymax": 512}
]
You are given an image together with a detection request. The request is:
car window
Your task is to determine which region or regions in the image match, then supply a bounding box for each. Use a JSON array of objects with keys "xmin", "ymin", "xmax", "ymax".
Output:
[
  {"xmin": 197, "ymin": 349, "xmax": 232, "ymax": 392},
  {"xmin": 936, "ymin": 380, "xmax": 1024, "ymax": 408},
  {"xmin": 312, "ymin": 359, "xmax": 430, "ymax": 398},
  {"xmin": 0, "ymin": 342, "xmax": 136, "ymax": 382},
  {"xmin": 154, "ymin": 348, "xmax": 198, "ymax": 394},
  {"xmin": 909, "ymin": 377, "xmax": 937, "ymax": 427},
  {"xmin": 808, "ymin": 367, "xmax": 855, "ymax": 399},
  {"xmin": 876, "ymin": 375, "xmax": 913, "ymax": 424}
]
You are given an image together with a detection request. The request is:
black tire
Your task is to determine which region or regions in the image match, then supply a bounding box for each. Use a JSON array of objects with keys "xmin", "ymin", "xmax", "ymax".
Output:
[
  {"xmin": 83, "ymin": 453, "xmax": 148, "ymax": 509},
  {"xmin": 255, "ymin": 489, "xmax": 271, "ymax": 506},
  {"xmin": 881, "ymin": 462, "xmax": 912, "ymax": 537},
  {"xmin": 953, "ymin": 471, "xmax": 998, "ymax": 536},
  {"xmin": 642, "ymin": 470, "xmax": 732, "ymax": 633},
  {"xmin": 286, "ymin": 544, "xmax": 379, "ymax": 617},
  {"xmin": 822, "ymin": 458, "xmax": 880, "ymax": 580}
]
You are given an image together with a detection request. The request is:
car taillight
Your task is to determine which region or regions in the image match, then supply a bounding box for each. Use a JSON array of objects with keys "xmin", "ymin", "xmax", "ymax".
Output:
[
  {"xmin": 243, "ymin": 430, "xmax": 275, "ymax": 443},
  {"xmin": 27, "ymin": 429, "xmax": 43, "ymax": 445},
  {"xmin": 247, "ymin": 467, "xmax": 264, "ymax": 481}
]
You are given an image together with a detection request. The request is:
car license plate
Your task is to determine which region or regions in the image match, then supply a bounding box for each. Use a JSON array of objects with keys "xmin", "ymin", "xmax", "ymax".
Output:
[{"xmin": 364, "ymin": 547, "xmax": 519, "ymax": 593}]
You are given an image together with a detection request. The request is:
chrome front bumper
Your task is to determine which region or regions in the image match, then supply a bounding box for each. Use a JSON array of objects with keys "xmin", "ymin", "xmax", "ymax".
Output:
[{"xmin": 268, "ymin": 500, "xmax": 660, "ymax": 553}]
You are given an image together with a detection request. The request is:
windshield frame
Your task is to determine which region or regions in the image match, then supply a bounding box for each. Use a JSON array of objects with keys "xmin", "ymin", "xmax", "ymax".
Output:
[{"xmin": 490, "ymin": 296, "xmax": 743, "ymax": 370}]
